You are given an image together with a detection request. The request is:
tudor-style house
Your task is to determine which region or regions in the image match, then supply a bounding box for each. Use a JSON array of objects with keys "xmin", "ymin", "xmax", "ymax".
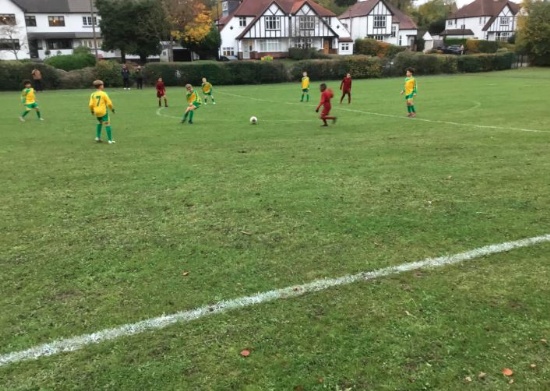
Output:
[
  {"xmin": 0, "ymin": 0, "xmax": 107, "ymax": 60},
  {"xmin": 0, "ymin": 0, "xmax": 29, "ymax": 60},
  {"xmin": 219, "ymin": 0, "xmax": 354, "ymax": 60},
  {"xmin": 441, "ymin": 0, "xmax": 520, "ymax": 41},
  {"xmin": 338, "ymin": 0, "xmax": 418, "ymax": 48}
]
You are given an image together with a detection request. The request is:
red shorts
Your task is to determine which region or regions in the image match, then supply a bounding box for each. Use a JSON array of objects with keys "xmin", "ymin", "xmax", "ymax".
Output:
[
  {"xmin": 321, "ymin": 105, "xmax": 331, "ymax": 117},
  {"xmin": 157, "ymin": 91, "xmax": 165, "ymax": 98}
]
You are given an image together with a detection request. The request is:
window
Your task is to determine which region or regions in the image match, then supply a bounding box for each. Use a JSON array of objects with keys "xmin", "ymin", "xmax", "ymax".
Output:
[
  {"xmin": 460, "ymin": 24, "xmax": 465, "ymax": 29},
  {"xmin": 479, "ymin": 17, "xmax": 483, "ymax": 24},
  {"xmin": 0, "ymin": 14, "xmax": 16, "ymax": 25},
  {"xmin": 368, "ymin": 35, "xmax": 384, "ymax": 41},
  {"xmin": 25, "ymin": 16, "xmax": 37, "ymax": 26},
  {"xmin": 295, "ymin": 38, "xmax": 312, "ymax": 49},
  {"xmin": 341, "ymin": 43, "xmax": 349, "ymax": 51},
  {"xmin": 82, "ymin": 16, "xmax": 98, "ymax": 26},
  {"xmin": 391, "ymin": 25, "xmax": 396, "ymax": 37},
  {"xmin": 46, "ymin": 39, "xmax": 72, "ymax": 49},
  {"xmin": 239, "ymin": 17, "xmax": 246, "ymax": 27},
  {"xmin": 373, "ymin": 15, "xmax": 385, "ymax": 29},
  {"xmin": 48, "ymin": 16, "xmax": 65, "ymax": 27},
  {"xmin": 222, "ymin": 2, "xmax": 228, "ymax": 11},
  {"xmin": 399, "ymin": 36, "xmax": 402, "ymax": 45},
  {"xmin": 264, "ymin": 16, "xmax": 280, "ymax": 31},
  {"xmin": 299, "ymin": 16, "xmax": 315, "ymax": 30},
  {"xmin": 323, "ymin": 17, "xmax": 331, "ymax": 26},
  {"xmin": 447, "ymin": 20, "xmax": 452, "ymax": 26},
  {"xmin": 81, "ymin": 39, "xmax": 101, "ymax": 48},
  {"xmin": 500, "ymin": 16, "xmax": 509, "ymax": 25},
  {"xmin": 222, "ymin": 47, "xmax": 234, "ymax": 56},
  {"xmin": 0, "ymin": 38, "xmax": 20, "ymax": 49},
  {"xmin": 496, "ymin": 32, "xmax": 509, "ymax": 41},
  {"xmin": 342, "ymin": 22, "xmax": 348, "ymax": 30},
  {"xmin": 259, "ymin": 39, "xmax": 280, "ymax": 52}
]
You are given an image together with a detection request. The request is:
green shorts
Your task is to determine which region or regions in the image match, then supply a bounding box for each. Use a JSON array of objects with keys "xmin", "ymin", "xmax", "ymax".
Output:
[
  {"xmin": 203, "ymin": 91, "xmax": 212, "ymax": 96},
  {"xmin": 405, "ymin": 93, "xmax": 415, "ymax": 100},
  {"xmin": 25, "ymin": 103, "xmax": 38, "ymax": 109},
  {"xmin": 302, "ymin": 88, "xmax": 309, "ymax": 93},
  {"xmin": 96, "ymin": 114, "xmax": 109, "ymax": 123},
  {"xmin": 191, "ymin": 102, "xmax": 201, "ymax": 109}
]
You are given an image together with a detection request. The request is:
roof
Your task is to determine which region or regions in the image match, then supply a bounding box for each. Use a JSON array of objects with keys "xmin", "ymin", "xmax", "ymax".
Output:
[
  {"xmin": 233, "ymin": 0, "xmax": 334, "ymax": 17},
  {"xmin": 11, "ymin": 0, "xmax": 97, "ymax": 13},
  {"xmin": 440, "ymin": 29, "xmax": 475, "ymax": 36},
  {"xmin": 339, "ymin": 0, "xmax": 417, "ymax": 30},
  {"xmin": 233, "ymin": 0, "xmax": 337, "ymax": 38},
  {"xmin": 450, "ymin": 0, "xmax": 519, "ymax": 18}
]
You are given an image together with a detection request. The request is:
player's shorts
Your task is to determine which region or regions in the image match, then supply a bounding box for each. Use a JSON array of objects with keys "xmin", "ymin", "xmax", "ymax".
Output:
[
  {"xmin": 191, "ymin": 102, "xmax": 201, "ymax": 109},
  {"xmin": 25, "ymin": 103, "xmax": 38, "ymax": 109},
  {"xmin": 302, "ymin": 88, "xmax": 309, "ymax": 93},
  {"xmin": 157, "ymin": 91, "xmax": 165, "ymax": 98},
  {"xmin": 96, "ymin": 114, "xmax": 109, "ymax": 123},
  {"xmin": 321, "ymin": 105, "xmax": 331, "ymax": 117},
  {"xmin": 202, "ymin": 91, "xmax": 212, "ymax": 95},
  {"xmin": 405, "ymin": 93, "xmax": 415, "ymax": 100}
]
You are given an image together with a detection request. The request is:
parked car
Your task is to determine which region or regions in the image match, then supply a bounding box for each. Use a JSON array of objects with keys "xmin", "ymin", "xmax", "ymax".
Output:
[
  {"xmin": 442, "ymin": 45, "xmax": 463, "ymax": 55},
  {"xmin": 219, "ymin": 55, "xmax": 239, "ymax": 61}
]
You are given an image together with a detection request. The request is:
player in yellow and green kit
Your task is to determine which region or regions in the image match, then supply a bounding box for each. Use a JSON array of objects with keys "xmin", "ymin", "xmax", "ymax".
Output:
[
  {"xmin": 400, "ymin": 67, "xmax": 417, "ymax": 118},
  {"xmin": 300, "ymin": 71, "xmax": 310, "ymax": 102},
  {"xmin": 181, "ymin": 84, "xmax": 202, "ymax": 124},
  {"xmin": 89, "ymin": 80, "xmax": 116, "ymax": 144},
  {"xmin": 201, "ymin": 77, "xmax": 216, "ymax": 105},
  {"xmin": 19, "ymin": 80, "xmax": 43, "ymax": 122}
]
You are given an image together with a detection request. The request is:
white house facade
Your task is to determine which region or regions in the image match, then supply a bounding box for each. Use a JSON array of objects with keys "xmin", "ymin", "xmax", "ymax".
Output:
[
  {"xmin": 0, "ymin": 0, "xmax": 29, "ymax": 60},
  {"xmin": 339, "ymin": 0, "xmax": 417, "ymax": 48},
  {"xmin": 0, "ymin": 0, "xmax": 119, "ymax": 60},
  {"xmin": 442, "ymin": 0, "xmax": 519, "ymax": 41},
  {"xmin": 219, "ymin": 0, "xmax": 353, "ymax": 60}
]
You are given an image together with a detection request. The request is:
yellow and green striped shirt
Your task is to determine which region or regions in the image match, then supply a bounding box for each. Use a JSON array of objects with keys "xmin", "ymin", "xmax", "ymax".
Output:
[
  {"xmin": 403, "ymin": 77, "xmax": 417, "ymax": 96},
  {"xmin": 21, "ymin": 88, "xmax": 36, "ymax": 104}
]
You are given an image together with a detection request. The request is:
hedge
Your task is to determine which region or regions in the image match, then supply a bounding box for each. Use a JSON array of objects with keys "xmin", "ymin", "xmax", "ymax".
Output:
[
  {"xmin": 44, "ymin": 53, "xmax": 96, "ymax": 71},
  {"xmin": 0, "ymin": 52, "xmax": 519, "ymax": 91},
  {"xmin": 354, "ymin": 38, "xmax": 406, "ymax": 58}
]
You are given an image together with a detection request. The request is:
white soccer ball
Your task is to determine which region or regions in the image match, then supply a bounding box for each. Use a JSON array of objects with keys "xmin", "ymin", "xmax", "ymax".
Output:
[{"xmin": 250, "ymin": 116, "xmax": 258, "ymax": 125}]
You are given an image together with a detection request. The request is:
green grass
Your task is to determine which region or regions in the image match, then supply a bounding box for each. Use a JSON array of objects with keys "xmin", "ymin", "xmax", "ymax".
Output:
[{"xmin": 1, "ymin": 68, "xmax": 550, "ymax": 390}]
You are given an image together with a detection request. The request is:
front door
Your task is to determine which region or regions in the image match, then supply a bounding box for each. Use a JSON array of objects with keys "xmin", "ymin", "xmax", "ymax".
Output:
[
  {"xmin": 243, "ymin": 40, "xmax": 251, "ymax": 59},
  {"xmin": 323, "ymin": 39, "xmax": 329, "ymax": 54}
]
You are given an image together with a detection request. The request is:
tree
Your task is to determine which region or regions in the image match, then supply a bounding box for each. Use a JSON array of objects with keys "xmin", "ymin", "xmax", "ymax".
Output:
[
  {"xmin": 412, "ymin": 0, "xmax": 456, "ymax": 34},
  {"xmin": 517, "ymin": 0, "xmax": 550, "ymax": 65},
  {"xmin": 0, "ymin": 20, "xmax": 25, "ymax": 60},
  {"xmin": 96, "ymin": 0, "xmax": 164, "ymax": 63},
  {"xmin": 334, "ymin": 0, "xmax": 357, "ymax": 7},
  {"xmin": 186, "ymin": 23, "xmax": 221, "ymax": 59}
]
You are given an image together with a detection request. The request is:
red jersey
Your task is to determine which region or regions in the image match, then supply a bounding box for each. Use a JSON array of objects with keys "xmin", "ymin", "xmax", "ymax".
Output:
[
  {"xmin": 156, "ymin": 81, "xmax": 165, "ymax": 93},
  {"xmin": 317, "ymin": 89, "xmax": 333, "ymax": 110},
  {"xmin": 340, "ymin": 76, "xmax": 352, "ymax": 91}
]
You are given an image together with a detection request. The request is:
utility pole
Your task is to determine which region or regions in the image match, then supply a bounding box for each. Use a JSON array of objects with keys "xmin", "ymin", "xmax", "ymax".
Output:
[{"xmin": 90, "ymin": 0, "xmax": 99, "ymax": 61}]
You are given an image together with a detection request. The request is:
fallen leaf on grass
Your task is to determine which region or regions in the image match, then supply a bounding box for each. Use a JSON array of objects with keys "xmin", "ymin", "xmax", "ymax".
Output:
[
  {"xmin": 240, "ymin": 231, "xmax": 252, "ymax": 235},
  {"xmin": 509, "ymin": 379, "xmax": 514, "ymax": 384},
  {"xmin": 465, "ymin": 376, "xmax": 472, "ymax": 382},
  {"xmin": 530, "ymin": 364, "xmax": 536, "ymax": 369},
  {"xmin": 181, "ymin": 271, "xmax": 190, "ymax": 276},
  {"xmin": 478, "ymin": 372, "xmax": 486, "ymax": 379},
  {"xmin": 502, "ymin": 368, "xmax": 514, "ymax": 377},
  {"xmin": 541, "ymin": 339, "xmax": 547, "ymax": 344},
  {"xmin": 240, "ymin": 349, "xmax": 250, "ymax": 357}
]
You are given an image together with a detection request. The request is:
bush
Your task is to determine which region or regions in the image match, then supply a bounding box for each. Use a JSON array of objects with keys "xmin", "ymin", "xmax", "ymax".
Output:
[
  {"xmin": 290, "ymin": 56, "xmax": 384, "ymax": 81},
  {"xmin": 288, "ymin": 48, "xmax": 330, "ymax": 60},
  {"xmin": 457, "ymin": 52, "xmax": 516, "ymax": 72},
  {"xmin": 57, "ymin": 67, "xmax": 96, "ymax": 89},
  {"xmin": 444, "ymin": 38, "xmax": 467, "ymax": 46},
  {"xmin": 354, "ymin": 38, "xmax": 406, "ymax": 58},
  {"xmin": 45, "ymin": 53, "xmax": 96, "ymax": 71},
  {"xmin": 0, "ymin": 61, "xmax": 60, "ymax": 91},
  {"xmin": 393, "ymin": 52, "xmax": 458, "ymax": 76},
  {"xmin": 94, "ymin": 60, "xmax": 123, "ymax": 87},
  {"xmin": 465, "ymin": 39, "xmax": 499, "ymax": 54}
]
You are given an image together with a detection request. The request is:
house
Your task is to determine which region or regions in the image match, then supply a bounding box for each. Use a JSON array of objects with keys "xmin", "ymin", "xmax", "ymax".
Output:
[
  {"xmin": 442, "ymin": 0, "xmax": 520, "ymax": 41},
  {"xmin": 0, "ymin": 0, "xmax": 29, "ymax": 60},
  {"xmin": 338, "ymin": 0, "xmax": 417, "ymax": 48},
  {"xmin": 218, "ymin": 0, "xmax": 354, "ymax": 60}
]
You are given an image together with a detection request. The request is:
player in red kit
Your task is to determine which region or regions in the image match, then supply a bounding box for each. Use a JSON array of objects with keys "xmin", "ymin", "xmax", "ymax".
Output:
[
  {"xmin": 315, "ymin": 83, "xmax": 337, "ymax": 127},
  {"xmin": 156, "ymin": 77, "xmax": 168, "ymax": 107},
  {"xmin": 339, "ymin": 73, "xmax": 352, "ymax": 104}
]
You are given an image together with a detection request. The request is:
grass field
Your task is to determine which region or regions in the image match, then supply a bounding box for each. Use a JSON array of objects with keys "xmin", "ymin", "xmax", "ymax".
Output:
[{"xmin": 1, "ymin": 68, "xmax": 550, "ymax": 390}]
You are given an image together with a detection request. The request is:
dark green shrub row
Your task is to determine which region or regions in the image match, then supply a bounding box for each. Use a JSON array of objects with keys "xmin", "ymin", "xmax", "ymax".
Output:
[
  {"xmin": 288, "ymin": 48, "xmax": 331, "ymax": 60},
  {"xmin": 0, "ymin": 62, "xmax": 60, "ymax": 91},
  {"xmin": 0, "ymin": 52, "xmax": 518, "ymax": 91},
  {"xmin": 354, "ymin": 38, "xmax": 406, "ymax": 58},
  {"xmin": 44, "ymin": 53, "xmax": 96, "ymax": 71}
]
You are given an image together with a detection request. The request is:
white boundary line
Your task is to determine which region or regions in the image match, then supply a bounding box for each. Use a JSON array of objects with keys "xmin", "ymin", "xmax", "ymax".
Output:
[
  {"xmin": 154, "ymin": 107, "xmax": 315, "ymax": 123},
  {"xmin": 217, "ymin": 91, "xmax": 548, "ymax": 133},
  {"xmin": 1, "ymin": 233, "xmax": 550, "ymax": 368}
]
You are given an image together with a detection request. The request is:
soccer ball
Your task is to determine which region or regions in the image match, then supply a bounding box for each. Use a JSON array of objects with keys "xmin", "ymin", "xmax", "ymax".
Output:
[{"xmin": 250, "ymin": 116, "xmax": 258, "ymax": 125}]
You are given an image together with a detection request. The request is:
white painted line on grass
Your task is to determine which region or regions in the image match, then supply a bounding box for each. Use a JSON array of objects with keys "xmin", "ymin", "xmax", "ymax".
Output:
[
  {"xmin": 217, "ymin": 91, "xmax": 548, "ymax": 133},
  {"xmin": 155, "ymin": 108, "xmax": 314, "ymax": 122},
  {"xmin": 1, "ymin": 233, "xmax": 550, "ymax": 368}
]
